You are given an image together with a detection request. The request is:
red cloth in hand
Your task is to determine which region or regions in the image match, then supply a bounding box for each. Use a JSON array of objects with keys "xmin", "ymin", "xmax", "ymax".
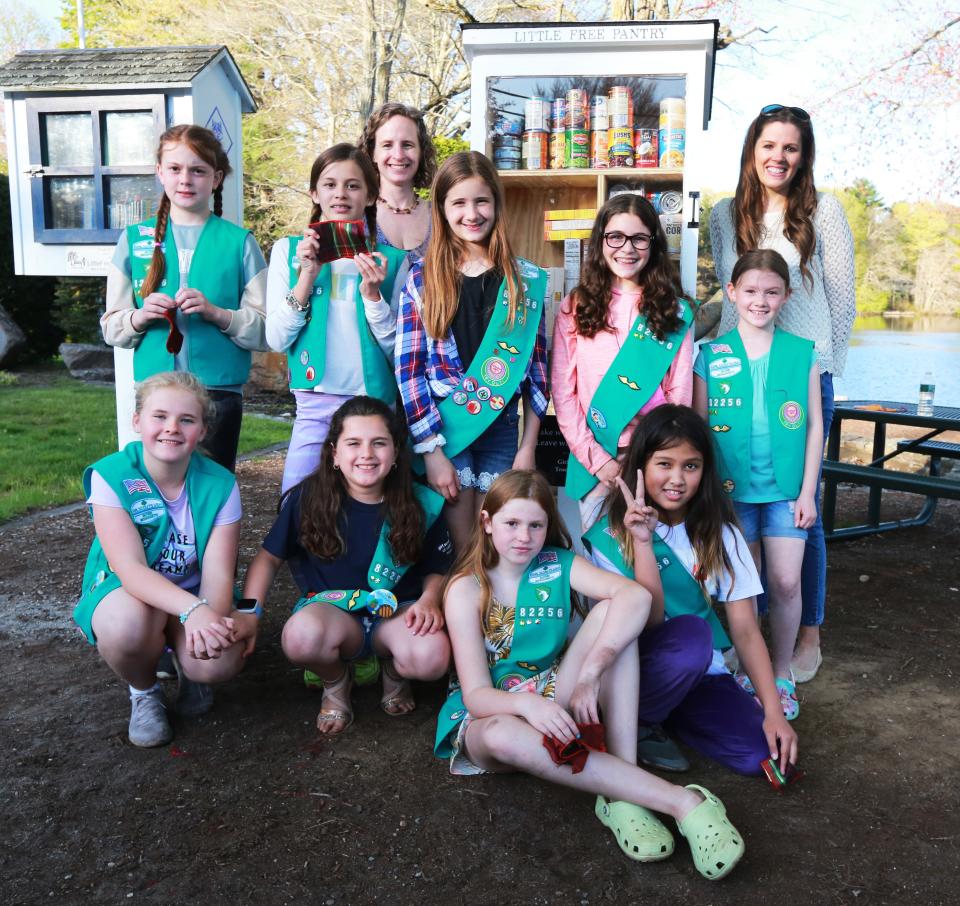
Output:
[
  {"xmin": 164, "ymin": 310, "xmax": 184, "ymax": 354},
  {"xmin": 542, "ymin": 722, "xmax": 607, "ymax": 774}
]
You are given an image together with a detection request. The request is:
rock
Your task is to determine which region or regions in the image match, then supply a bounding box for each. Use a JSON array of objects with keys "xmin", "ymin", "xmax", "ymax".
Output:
[
  {"xmin": 248, "ymin": 350, "xmax": 289, "ymax": 393},
  {"xmin": 58, "ymin": 342, "xmax": 114, "ymax": 382},
  {"xmin": 0, "ymin": 303, "xmax": 27, "ymax": 365},
  {"xmin": 694, "ymin": 293, "xmax": 723, "ymax": 341}
]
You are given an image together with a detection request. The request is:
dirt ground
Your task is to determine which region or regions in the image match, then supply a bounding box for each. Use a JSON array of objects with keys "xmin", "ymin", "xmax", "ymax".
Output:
[{"xmin": 2, "ymin": 429, "xmax": 960, "ymax": 905}]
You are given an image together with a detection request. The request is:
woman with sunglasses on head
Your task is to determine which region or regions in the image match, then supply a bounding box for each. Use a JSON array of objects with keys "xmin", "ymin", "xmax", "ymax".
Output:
[{"xmin": 710, "ymin": 105, "xmax": 855, "ymax": 684}]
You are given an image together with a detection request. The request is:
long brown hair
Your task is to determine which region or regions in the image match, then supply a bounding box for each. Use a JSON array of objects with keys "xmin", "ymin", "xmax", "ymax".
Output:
[
  {"xmin": 422, "ymin": 151, "xmax": 521, "ymax": 339},
  {"xmin": 605, "ymin": 405, "xmax": 739, "ymax": 591},
  {"xmin": 733, "ymin": 109, "xmax": 817, "ymax": 286},
  {"xmin": 307, "ymin": 143, "xmax": 380, "ymax": 247},
  {"xmin": 359, "ymin": 102, "xmax": 437, "ymax": 190},
  {"xmin": 294, "ymin": 397, "xmax": 425, "ymax": 565},
  {"xmin": 140, "ymin": 125, "xmax": 231, "ymax": 299},
  {"xmin": 572, "ymin": 193, "xmax": 682, "ymax": 340},
  {"xmin": 443, "ymin": 469, "xmax": 579, "ymax": 619}
]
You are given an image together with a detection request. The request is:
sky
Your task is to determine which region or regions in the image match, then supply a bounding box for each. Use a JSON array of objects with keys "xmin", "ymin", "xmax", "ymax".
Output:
[{"xmin": 16, "ymin": 0, "xmax": 959, "ymax": 206}]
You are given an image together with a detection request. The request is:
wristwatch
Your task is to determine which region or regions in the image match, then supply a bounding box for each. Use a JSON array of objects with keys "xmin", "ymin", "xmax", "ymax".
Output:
[
  {"xmin": 234, "ymin": 600, "xmax": 263, "ymax": 619},
  {"xmin": 285, "ymin": 289, "xmax": 310, "ymax": 313}
]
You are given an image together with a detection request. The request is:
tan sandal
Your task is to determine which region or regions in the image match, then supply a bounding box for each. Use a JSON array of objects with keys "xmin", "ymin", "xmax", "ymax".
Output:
[
  {"xmin": 315, "ymin": 668, "xmax": 353, "ymax": 735},
  {"xmin": 380, "ymin": 661, "xmax": 415, "ymax": 717}
]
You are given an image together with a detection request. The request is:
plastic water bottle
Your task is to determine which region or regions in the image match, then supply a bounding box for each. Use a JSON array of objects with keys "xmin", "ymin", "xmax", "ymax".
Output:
[{"xmin": 918, "ymin": 371, "xmax": 935, "ymax": 416}]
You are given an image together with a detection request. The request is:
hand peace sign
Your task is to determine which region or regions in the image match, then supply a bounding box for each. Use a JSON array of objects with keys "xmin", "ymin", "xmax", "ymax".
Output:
[{"xmin": 616, "ymin": 469, "xmax": 658, "ymax": 545}]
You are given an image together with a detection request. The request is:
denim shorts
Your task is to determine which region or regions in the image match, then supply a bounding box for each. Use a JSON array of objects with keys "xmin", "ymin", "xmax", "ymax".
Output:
[
  {"xmin": 734, "ymin": 499, "xmax": 808, "ymax": 542},
  {"xmin": 449, "ymin": 405, "xmax": 520, "ymax": 492}
]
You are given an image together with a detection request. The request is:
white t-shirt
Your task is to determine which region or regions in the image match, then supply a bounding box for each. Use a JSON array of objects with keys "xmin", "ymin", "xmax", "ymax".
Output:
[
  {"xmin": 88, "ymin": 471, "xmax": 242, "ymax": 592},
  {"xmin": 591, "ymin": 520, "xmax": 761, "ymax": 675}
]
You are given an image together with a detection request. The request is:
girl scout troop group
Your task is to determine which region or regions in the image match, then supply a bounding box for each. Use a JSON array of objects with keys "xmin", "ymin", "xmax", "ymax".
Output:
[{"xmin": 78, "ymin": 101, "xmax": 854, "ymax": 882}]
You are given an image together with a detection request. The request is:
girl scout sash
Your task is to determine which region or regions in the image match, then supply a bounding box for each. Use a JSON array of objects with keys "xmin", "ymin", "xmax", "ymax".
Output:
[
  {"xmin": 74, "ymin": 442, "xmax": 236, "ymax": 644},
  {"xmin": 702, "ymin": 327, "xmax": 813, "ymax": 500},
  {"xmin": 294, "ymin": 484, "xmax": 445, "ymax": 617},
  {"xmin": 565, "ymin": 300, "xmax": 694, "ymax": 500},
  {"xmin": 286, "ymin": 239, "xmax": 406, "ymax": 404},
  {"xmin": 414, "ymin": 259, "xmax": 547, "ymax": 474},
  {"xmin": 126, "ymin": 216, "xmax": 250, "ymax": 386},
  {"xmin": 583, "ymin": 516, "xmax": 729, "ymax": 649},
  {"xmin": 435, "ymin": 547, "xmax": 574, "ymax": 757}
]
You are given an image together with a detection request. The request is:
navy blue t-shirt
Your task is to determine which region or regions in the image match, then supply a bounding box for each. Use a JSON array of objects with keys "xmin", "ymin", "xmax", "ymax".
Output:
[{"xmin": 262, "ymin": 488, "xmax": 454, "ymax": 602}]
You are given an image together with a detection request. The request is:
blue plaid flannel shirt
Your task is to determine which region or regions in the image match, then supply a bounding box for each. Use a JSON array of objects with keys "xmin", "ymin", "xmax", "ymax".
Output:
[{"xmin": 395, "ymin": 262, "xmax": 549, "ymax": 444}]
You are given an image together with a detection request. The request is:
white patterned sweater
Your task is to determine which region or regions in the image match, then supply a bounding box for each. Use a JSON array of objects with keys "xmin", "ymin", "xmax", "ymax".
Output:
[{"xmin": 710, "ymin": 193, "xmax": 856, "ymax": 376}]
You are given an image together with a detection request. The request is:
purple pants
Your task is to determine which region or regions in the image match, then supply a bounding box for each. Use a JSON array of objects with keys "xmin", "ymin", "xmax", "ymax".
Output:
[{"xmin": 637, "ymin": 615, "xmax": 769, "ymax": 776}]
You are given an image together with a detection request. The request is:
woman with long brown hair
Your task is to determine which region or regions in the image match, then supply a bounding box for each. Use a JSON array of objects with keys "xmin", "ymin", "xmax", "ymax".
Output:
[{"xmin": 710, "ymin": 105, "xmax": 855, "ymax": 682}]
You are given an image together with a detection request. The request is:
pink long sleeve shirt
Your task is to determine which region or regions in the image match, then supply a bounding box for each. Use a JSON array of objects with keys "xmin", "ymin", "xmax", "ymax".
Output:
[{"xmin": 551, "ymin": 287, "xmax": 693, "ymax": 475}]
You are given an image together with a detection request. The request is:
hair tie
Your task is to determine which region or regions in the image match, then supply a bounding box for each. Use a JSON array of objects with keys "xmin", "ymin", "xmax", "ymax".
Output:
[{"xmin": 154, "ymin": 241, "xmax": 163, "ymax": 248}]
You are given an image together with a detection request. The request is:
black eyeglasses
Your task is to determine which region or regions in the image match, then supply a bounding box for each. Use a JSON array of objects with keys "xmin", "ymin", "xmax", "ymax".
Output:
[
  {"xmin": 603, "ymin": 231, "xmax": 653, "ymax": 251},
  {"xmin": 760, "ymin": 104, "xmax": 811, "ymax": 122}
]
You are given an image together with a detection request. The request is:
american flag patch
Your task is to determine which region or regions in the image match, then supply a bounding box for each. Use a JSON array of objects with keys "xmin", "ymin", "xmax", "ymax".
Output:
[
  {"xmin": 137, "ymin": 225, "xmax": 155, "ymax": 237},
  {"xmin": 537, "ymin": 550, "xmax": 558, "ymax": 564},
  {"xmin": 123, "ymin": 478, "xmax": 151, "ymax": 494},
  {"xmin": 710, "ymin": 343, "xmax": 733, "ymax": 354}
]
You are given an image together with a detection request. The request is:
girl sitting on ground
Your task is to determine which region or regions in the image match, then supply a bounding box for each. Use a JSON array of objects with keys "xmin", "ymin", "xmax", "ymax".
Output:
[{"xmin": 437, "ymin": 469, "xmax": 746, "ymax": 881}]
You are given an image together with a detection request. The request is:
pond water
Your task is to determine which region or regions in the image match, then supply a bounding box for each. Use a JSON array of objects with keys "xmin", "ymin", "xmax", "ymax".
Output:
[{"xmin": 833, "ymin": 315, "xmax": 960, "ymax": 406}]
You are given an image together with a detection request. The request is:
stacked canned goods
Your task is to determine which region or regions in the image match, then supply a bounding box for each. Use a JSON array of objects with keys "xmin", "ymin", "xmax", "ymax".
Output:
[
  {"xmin": 589, "ymin": 95, "xmax": 609, "ymax": 168},
  {"xmin": 658, "ymin": 97, "xmax": 685, "ymax": 169},
  {"xmin": 565, "ymin": 88, "xmax": 589, "ymax": 168},
  {"xmin": 522, "ymin": 97, "xmax": 550, "ymax": 170},
  {"xmin": 550, "ymin": 98, "xmax": 567, "ymax": 169},
  {"xmin": 634, "ymin": 125, "xmax": 658, "ymax": 168},
  {"xmin": 607, "ymin": 85, "xmax": 634, "ymax": 168},
  {"xmin": 492, "ymin": 112, "xmax": 523, "ymax": 171}
]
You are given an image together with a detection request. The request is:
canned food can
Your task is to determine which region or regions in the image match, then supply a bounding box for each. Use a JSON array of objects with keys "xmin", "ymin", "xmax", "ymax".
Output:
[
  {"xmin": 493, "ymin": 113, "xmax": 524, "ymax": 137},
  {"xmin": 493, "ymin": 159, "xmax": 520, "ymax": 170},
  {"xmin": 551, "ymin": 98, "xmax": 567, "ymax": 132},
  {"xmin": 493, "ymin": 147, "xmax": 522, "ymax": 164},
  {"xmin": 608, "ymin": 125, "xmax": 635, "ymax": 167},
  {"xmin": 634, "ymin": 128, "xmax": 658, "ymax": 168},
  {"xmin": 566, "ymin": 89, "xmax": 588, "ymax": 129},
  {"xmin": 565, "ymin": 128, "xmax": 589, "ymax": 168},
  {"xmin": 495, "ymin": 134, "xmax": 522, "ymax": 150},
  {"xmin": 590, "ymin": 130, "xmax": 609, "ymax": 169},
  {"xmin": 658, "ymin": 127, "xmax": 686, "ymax": 168},
  {"xmin": 522, "ymin": 131, "xmax": 548, "ymax": 170},
  {"xmin": 659, "ymin": 97, "xmax": 686, "ymax": 124},
  {"xmin": 549, "ymin": 131, "xmax": 567, "ymax": 169},
  {"xmin": 660, "ymin": 213, "xmax": 683, "ymax": 256},
  {"xmin": 590, "ymin": 95, "xmax": 608, "ymax": 132},
  {"xmin": 646, "ymin": 191, "xmax": 662, "ymax": 213},
  {"xmin": 608, "ymin": 85, "xmax": 634, "ymax": 130},
  {"xmin": 659, "ymin": 190, "xmax": 683, "ymax": 215},
  {"xmin": 524, "ymin": 97, "xmax": 551, "ymax": 133}
]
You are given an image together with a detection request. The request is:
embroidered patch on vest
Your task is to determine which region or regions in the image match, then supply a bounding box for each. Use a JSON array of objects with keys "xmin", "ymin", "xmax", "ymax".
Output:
[
  {"xmin": 130, "ymin": 498, "xmax": 165, "ymax": 525},
  {"xmin": 480, "ymin": 357, "xmax": 509, "ymax": 387},
  {"xmin": 529, "ymin": 563, "xmax": 562, "ymax": 584},
  {"xmin": 452, "ymin": 390, "xmax": 468, "ymax": 405},
  {"xmin": 617, "ymin": 375, "xmax": 641, "ymax": 390},
  {"xmin": 722, "ymin": 479, "xmax": 736, "ymax": 494},
  {"xmin": 589, "ymin": 406, "xmax": 607, "ymax": 430},
  {"xmin": 489, "ymin": 395, "xmax": 505, "ymax": 410},
  {"xmin": 779, "ymin": 401, "xmax": 805, "ymax": 429},
  {"xmin": 708, "ymin": 356, "xmax": 742, "ymax": 379},
  {"xmin": 122, "ymin": 478, "xmax": 151, "ymax": 494}
]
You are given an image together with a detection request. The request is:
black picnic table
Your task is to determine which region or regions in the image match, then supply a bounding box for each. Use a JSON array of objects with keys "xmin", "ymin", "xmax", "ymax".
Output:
[{"xmin": 822, "ymin": 399, "xmax": 960, "ymax": 541}]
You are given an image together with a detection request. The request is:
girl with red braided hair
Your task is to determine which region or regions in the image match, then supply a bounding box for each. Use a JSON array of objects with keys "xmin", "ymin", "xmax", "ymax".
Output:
[{"xmin": 101, "ymin": 124, "xmax": 268, "ymax": 471}]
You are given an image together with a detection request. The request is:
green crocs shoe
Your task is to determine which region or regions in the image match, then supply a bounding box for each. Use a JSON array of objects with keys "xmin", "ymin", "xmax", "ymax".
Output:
[
  {"xmin": 352, "ymin": 655, "xmax": 381, "ymax": 687},
  {"xmin": 676, "ymin": 784, "xmax": 745, "ymax": 880},
  {"xmin": 595, "ymin": 795, "xmax": 674, "ymax": 862}
]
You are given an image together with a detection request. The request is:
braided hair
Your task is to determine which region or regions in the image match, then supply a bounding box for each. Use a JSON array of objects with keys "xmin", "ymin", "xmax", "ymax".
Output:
[{"xmin": 140, "ymin": 125, "xmax": 231, "ymax": 299}]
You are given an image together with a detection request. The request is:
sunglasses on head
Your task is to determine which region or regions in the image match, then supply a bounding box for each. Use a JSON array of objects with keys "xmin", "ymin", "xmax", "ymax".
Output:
[{"xmin": 760, "ymin": 104, "xmax": 811, "ymax": 122}]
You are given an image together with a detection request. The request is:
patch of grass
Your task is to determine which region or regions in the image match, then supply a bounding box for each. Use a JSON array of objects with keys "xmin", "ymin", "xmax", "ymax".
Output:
[{"xmin": 0, "ymin": 378, "xmax": 290, "ymax": 523}]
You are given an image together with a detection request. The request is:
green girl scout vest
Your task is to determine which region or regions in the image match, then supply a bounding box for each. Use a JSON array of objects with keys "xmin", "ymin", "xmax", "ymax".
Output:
[
  {"xmin": 701, "ymin": 327, "xmax": 813, "ymax": 501},
  {"xmin": 414, "ymin": 259, "xmax": 548, "ymax": 475},
  {"xmin": 285, "ymin": 240, "xmax": 406, "ymax": 404},
  {"xmin": 293, "ymin": 484, "xmax": 445, "ymax": 618},
  {"xmin": 126, "ymin": 216, "xmax": 251, "ymax": 386},
  {"xmin": 565, "ymin": 300, "xmax": 694, "ymax": 500},
  {"xmin": 435, "ymin": 547, "xmax": 575, "ymax": 758},
  {"xmin": 73, "ymin": 441, "xmax": 237, "ymax": 644},
  {"xmin": 583, "ymin": 516, "xmax": 729, "ymax": 649}
]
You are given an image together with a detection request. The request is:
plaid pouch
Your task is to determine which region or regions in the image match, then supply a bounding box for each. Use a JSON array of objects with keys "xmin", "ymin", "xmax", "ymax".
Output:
[{"xmin": 306, "ymin": 219, "xmax": 372, "ymax": 264}]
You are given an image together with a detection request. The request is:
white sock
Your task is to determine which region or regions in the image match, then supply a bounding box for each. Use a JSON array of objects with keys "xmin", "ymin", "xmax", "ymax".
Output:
[{"xmin": 129, "ymin": 682, "xmax": 162, "ymax": 698}]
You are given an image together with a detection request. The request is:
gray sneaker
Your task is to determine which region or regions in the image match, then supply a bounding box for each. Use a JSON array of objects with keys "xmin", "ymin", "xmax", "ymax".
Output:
[
  {"xmin": 173, "ymin": 655, "xmax": 214, "ymax": 717},
  {"xmin": 128, "ymin": 688, "xmax": 173, "ymax": 747}
]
